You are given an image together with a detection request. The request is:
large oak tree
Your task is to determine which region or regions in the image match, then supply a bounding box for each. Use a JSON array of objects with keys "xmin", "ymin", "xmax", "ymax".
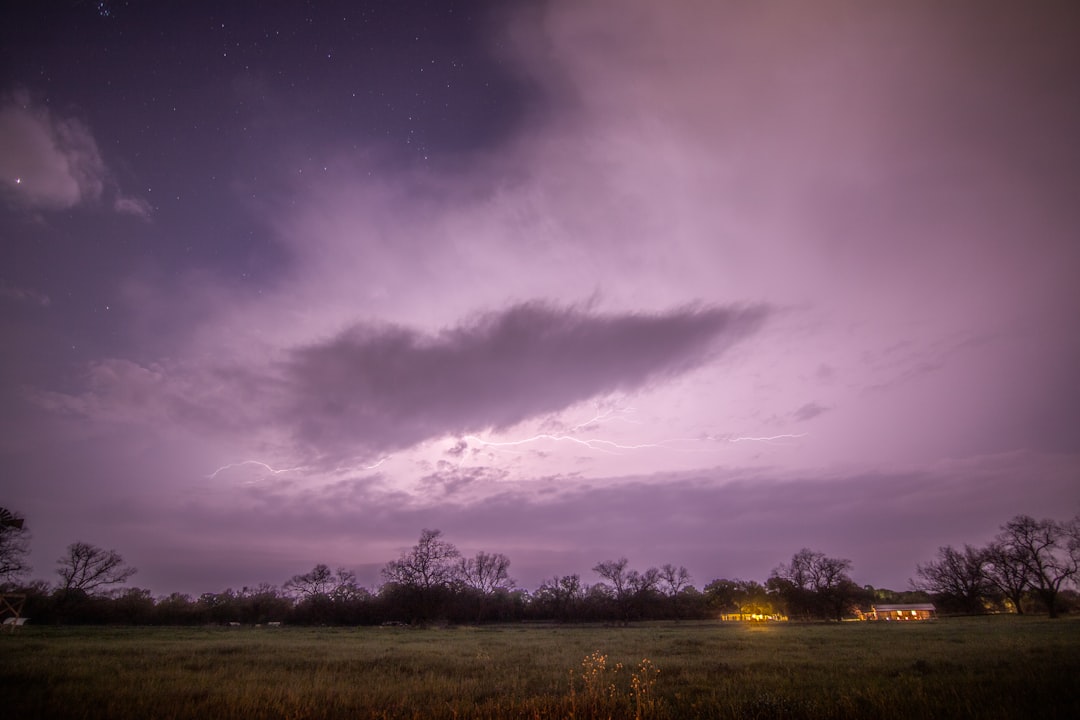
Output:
[{"xmin": 997, "ymin": 515, "xmax": 1079, "ymax": 618}]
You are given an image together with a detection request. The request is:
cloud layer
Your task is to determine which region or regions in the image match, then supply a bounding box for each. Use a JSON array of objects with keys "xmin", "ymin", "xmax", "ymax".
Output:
[
  {"xmin": 39, "ymin": 302, "xmax": 768, "ymax": 464},
  {"xmin": 286, "ymin": 302, "xmax": 767, "ymax": 459}
]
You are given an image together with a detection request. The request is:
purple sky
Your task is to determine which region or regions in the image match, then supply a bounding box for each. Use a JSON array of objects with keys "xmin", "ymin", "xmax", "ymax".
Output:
[{"xmin": 2, "ymin": 0, "xmax": 1078, "ymax": 596}]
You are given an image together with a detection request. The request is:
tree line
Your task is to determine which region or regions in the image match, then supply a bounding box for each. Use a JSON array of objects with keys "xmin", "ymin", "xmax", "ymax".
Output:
[
  {"xmin": 2, "ymin": 510, "xmax": 1077, "ymax": 626},
  {"xmin": 913, "ymin": 514, "xmax": 1080, "ymax": 618}
]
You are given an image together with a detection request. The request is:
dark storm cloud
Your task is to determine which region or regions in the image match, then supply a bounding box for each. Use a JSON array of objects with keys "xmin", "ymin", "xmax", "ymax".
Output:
[
  {"xmin": 35, "ymin": 302, "xmax": 769, "ymax": 464},
  {"xmin": 284, "ymin": 302, "xmax": 768, "ymax": 459},
  {"xmin": 793, "ymin": 402, "xmax": 829, "ymax": 422}
]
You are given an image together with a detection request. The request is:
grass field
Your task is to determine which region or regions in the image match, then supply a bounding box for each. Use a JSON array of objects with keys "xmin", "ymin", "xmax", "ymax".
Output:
[{"xmin": 2, "ymin": 616, "xmax": 1078, "ymax": 719}]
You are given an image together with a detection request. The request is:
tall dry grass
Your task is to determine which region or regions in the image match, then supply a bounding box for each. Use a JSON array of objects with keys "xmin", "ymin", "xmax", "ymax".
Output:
[{"xmin": 1, "ymin": 617, "xmax": 1077, "ymax": 719}]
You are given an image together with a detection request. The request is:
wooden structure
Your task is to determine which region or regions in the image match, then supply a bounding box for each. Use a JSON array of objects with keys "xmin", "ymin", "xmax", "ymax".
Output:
[
  {"xmin": 0, "ymin": 508, "xmax": 29, "ymax": 630},
  {"xmin": 866, "ymin": 603, "xmax": 936, "ymax": 621},
  {"xmin": 718, "ymin": 611, "xmax": 788, "ymax": 622},
  {"xmin": 1, "ymin": 594, "xmax": 27, "ymax": 632}
]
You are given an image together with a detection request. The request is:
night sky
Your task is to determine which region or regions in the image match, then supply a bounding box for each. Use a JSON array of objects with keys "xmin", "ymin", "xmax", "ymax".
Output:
[{"xmin": 2, "ymin": 0, "xmax": 1079, "ymax": 595}]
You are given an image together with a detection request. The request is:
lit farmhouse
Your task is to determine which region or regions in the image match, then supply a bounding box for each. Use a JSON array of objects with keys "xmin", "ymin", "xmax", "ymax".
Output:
[{"xmin": 865, "ymin": 603, "xmax": 937, "ymax": 621}]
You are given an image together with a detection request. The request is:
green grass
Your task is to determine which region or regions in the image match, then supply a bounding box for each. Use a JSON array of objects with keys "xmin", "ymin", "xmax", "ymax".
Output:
[{"xmin": 2, "ymin": 617, "xmax": 1078, "ymax": 719}]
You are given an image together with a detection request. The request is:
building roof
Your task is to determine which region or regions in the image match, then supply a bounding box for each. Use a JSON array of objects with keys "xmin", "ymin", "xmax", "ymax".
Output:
[{"xmin": 873, "ymin": 604, "xmax": 936, "ymax": 612}]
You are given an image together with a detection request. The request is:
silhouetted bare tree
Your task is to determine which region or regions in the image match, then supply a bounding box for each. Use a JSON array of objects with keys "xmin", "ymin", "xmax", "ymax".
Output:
[
  {"xmin": 769, "ymin": 548, "xmax": 861, "ymax": 620},
  {"xmin": 593, "ymin": 558, "xmax": 661, "ymax": 623},
  {"xmin": 914, "ymin": 545, "xmax": 993, "ymax": 614},
  {"xmin": 533, "ymin": 574, "xmax": 586, "ymax": 622},
  {"xmin": 284, "ymin": 564, "xmax": 336, "ymax": 599},
  {"xmin": 56, "ymin": 541, "xmax": 136, "ymax": 595},
  {"xmin": 383, "ymin": 529, "xmax": 461, "ymax": 590},
  {"xmin": 458, "ymin": 551, "xmax": 513, "ymax": 594},
  {"xmin": 660, "ymin": 563, "xmax": 692, "ymax": 619},
  {"xmin": 982, "ymin": 540, "xmax": 1032, "ymax": 614},
  {"xmin": 998, "ymin": 515, "xmax": 1079, "ymax": 618},
  {"xmin": 381, "ymin": 529, "xmax": 461, "ymax": 623}
]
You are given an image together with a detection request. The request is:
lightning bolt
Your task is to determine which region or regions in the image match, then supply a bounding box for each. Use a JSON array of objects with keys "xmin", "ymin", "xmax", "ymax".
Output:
[
  {"xmin": 461, "ymin": 405, "xmax": 807, "ymax": 459},
  {"xmin": 464, "ymin": 432, "xmax": 671, "ymax": 455},
  {"xmin": 463, "ymin": 405, "xmax": 672, "ymax": 456},
  {"xmin": 722, "ymin": 433, "xmax": 808, "ymax": 443},
  {"xmin": 463, "ymin": 430, "xmax": 807, "ymax": 456},
  {"xmin": 208, "ymin": 455, "xmax": 391, "ymax": 481},
  {"xmin": 207, "ymin": 460, "xmax": 301, "ymax": 480},
  {"xmin": 363, "ymin": 457, "xmax": 389, "ymax": 470},
  {"xmin": 566, "ymin": 406, "xmax": 641, "ymax": 432}
]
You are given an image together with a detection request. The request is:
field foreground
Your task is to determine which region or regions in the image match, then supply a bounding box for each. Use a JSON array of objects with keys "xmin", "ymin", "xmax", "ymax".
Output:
[{"xmin": 1, "ymin": 617, "xmax": 1078, "ymax": 719}]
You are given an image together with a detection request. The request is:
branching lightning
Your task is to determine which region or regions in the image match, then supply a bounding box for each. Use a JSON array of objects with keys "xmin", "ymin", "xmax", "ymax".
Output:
[
  {"xmin": 464, "ymin": 432, "xmax": 670, "ymax": 455},
  {"xmin": 208, "ymin": 413, "xmax": 806, "ymax": 482},
  {"xmin": 460, "ymin": 405, "xmax": 808, "ymax": 459},
  {"xmin": 464, "ymin": 405, "xmax": 672, "ymax": 456},
  {"xmin": 567, "ymin": 406, "xmax": 641, "ymax": 432}
]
